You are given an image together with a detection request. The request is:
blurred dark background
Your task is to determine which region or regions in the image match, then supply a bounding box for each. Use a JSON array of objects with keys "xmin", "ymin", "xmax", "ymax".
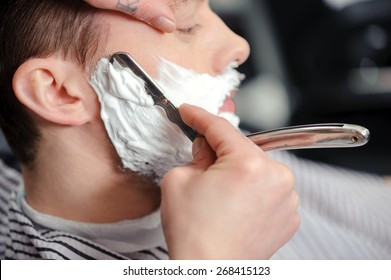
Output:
[
  {"xmin": 212, "ymin": 0, "xmax": 391, "ymax": 175},
  {"xmin": 2, "ymin": 0, "xmax": 391, "ymax": 175}
]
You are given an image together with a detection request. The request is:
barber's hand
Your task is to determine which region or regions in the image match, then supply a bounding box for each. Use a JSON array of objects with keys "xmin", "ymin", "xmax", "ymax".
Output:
[
  {"xmin": 84, "ymin": 0, "xmax": 176, "ymax": 32},
  {"xmin": 161, "ymin": 104, "xmax": 300, "ymax": 259}
]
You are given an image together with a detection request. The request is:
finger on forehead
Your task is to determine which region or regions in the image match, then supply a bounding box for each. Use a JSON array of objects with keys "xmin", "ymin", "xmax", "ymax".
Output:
[
  {"xmin": 85, "ymin": 0, "xmax": 174, "ymax": 19},
  {"xmin": 85, "ymin": 0, "xmax": 176, "ymax": 31},
  {"xmin": 179, "ymin": 104, "xmax": 248, "ymax": 155}
]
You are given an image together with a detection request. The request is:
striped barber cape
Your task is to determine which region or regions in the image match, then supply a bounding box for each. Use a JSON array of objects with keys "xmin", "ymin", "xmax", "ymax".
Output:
[{"xmin": 1, "ymin": 151, "xmax": 391, "ymax": 260}]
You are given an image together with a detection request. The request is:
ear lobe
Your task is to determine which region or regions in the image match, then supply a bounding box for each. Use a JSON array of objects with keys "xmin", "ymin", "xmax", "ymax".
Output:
[{"xmin": 13, "ymin": 58, "xmax": 92, "ymax": 126}]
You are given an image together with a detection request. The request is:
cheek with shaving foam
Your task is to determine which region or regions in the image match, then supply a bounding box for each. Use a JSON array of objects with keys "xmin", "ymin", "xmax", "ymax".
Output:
[{"xmin": 89, "ymin": 57, "xmax": 243, "ymax": 183}]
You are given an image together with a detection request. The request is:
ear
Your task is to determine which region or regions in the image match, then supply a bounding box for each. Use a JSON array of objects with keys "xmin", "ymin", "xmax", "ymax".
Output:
[{"xmin": 12, "ymin": 56, "xmax": 96, "ymax": 126}]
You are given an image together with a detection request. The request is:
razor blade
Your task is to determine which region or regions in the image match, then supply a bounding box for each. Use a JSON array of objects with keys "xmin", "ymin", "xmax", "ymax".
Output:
[{"xmin": 109, "ymin": 52, "xmax": 370, "ymax": 152}]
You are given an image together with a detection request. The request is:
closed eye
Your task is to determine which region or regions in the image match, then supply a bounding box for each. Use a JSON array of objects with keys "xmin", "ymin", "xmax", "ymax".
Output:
[{"xmin": 177, "ymin": 24, "xmax": 202, "ymax": 35}]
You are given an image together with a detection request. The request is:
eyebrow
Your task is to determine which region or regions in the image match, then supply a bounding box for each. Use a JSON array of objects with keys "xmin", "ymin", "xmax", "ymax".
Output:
[
  {"xmin": 175, "ymin": 0, "xmax": 192, "ymax": 4},
  {"xmin": 172, "ymin": 0, "xmax": 204, "ymax": 9}
]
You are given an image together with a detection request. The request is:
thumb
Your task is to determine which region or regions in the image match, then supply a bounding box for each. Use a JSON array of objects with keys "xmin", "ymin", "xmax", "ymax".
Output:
[
  {"xmin": 192, "ymin": 136, "xmax": 217, "ymax": 169},
  {"xmin": 160, "ymin": 136, "xmax": 216, "ymax": 198}
]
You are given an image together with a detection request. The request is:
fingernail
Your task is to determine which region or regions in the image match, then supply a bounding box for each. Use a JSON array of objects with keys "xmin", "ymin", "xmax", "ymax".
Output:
[
  {"xmin": 150, "ymin": 16, "xmax": 176, "ymax": 33},
  {"xmin": 192, "ymin": 136, "xmax": 205, "ymax": 159}
]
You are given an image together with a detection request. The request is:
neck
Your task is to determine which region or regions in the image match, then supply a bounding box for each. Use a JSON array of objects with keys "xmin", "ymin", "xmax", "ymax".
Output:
[{"xmin": 22, "ymin": 125, "xmax": 161, "ymax": 223}]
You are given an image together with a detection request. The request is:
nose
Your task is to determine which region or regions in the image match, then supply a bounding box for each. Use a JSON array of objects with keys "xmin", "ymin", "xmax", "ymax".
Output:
[{"xmin": 210, "ymin": 15, "xmax": 251, "ymax": 74}]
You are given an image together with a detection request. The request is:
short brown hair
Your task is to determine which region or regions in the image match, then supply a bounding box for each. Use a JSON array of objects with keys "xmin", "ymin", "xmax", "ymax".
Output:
[{"xmin": 0, "ymin": 0, "xmax": 101, "ymax": 165}]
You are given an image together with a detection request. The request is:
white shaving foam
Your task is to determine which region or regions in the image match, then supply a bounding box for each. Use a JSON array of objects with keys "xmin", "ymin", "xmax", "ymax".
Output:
[{"xmin": 90, "ymin": 57, "xmax": 244, "ymax": 182}]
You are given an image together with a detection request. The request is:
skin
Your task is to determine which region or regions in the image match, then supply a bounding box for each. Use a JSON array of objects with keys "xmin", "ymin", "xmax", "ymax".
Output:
[
  {"xmin": 13, "ymin": 0, "xmax": 299, "ymax": 259},
  {"xmin": 101, "ymin": 0, "xmax": 249, "ymax": 76}
]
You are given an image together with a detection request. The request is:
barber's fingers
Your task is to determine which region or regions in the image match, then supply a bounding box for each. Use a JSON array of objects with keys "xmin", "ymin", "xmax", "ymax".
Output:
[
  {"xmin": 179, "ymin": 104, "xmax": 258, "ymax": 158},
  {"xmin": 84, "ymin": 0, "xmax": 176, "ymax": 32},
  {"xmin": 163, "ymin": 137, "xmax": 216, "ymax": 188}
]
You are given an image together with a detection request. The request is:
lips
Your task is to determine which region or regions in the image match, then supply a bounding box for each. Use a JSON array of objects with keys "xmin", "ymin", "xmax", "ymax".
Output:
[{"xmin": 219, "ymin": 90, "xmax": 237, "ymax": 114}]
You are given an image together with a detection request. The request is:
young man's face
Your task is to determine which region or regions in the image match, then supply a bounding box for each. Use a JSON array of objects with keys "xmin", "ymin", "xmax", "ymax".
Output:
[{"xmin": 90, "ymin": 0, "xmax": 250, "ymax": 181}]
